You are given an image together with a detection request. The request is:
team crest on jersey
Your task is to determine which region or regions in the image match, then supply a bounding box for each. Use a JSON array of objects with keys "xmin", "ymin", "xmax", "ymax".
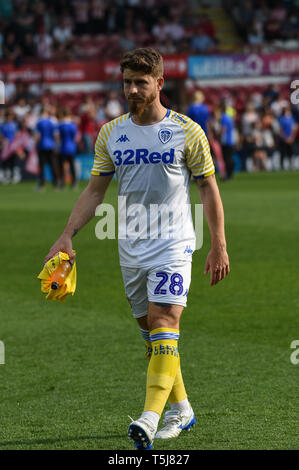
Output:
[{"xmin": 158, "ymin": 128, "xmax": 173, "ymax": 144}]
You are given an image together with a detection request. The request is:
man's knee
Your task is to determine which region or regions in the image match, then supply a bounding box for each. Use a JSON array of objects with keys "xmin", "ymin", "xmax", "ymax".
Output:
[{"xmin": 148, "ymin": 301, "xmax": 184, "ymax": 331}]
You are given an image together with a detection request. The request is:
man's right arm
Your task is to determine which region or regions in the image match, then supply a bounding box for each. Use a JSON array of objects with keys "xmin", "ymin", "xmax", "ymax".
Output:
[{"xmin": 44, "ymin": 173, "xmax": 114, "ymax": 262}]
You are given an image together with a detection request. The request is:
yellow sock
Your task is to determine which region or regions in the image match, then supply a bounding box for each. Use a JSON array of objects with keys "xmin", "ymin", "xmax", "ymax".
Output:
[
  {"xmin": 141, "ymin": 328, "xmax": 187, "ymax": 405},
  {"xmin": 168, "ymin": 357, "xmax": 188, "ymax": 404},
  {"xmin": 144, "ymin": 328, "xmax": 180, "ymax": 416}
]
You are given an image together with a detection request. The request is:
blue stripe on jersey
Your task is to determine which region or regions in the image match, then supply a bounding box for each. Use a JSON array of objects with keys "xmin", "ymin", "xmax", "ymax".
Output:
[
  {"xmin": 98, "ymin": 171, "xmax": 115, "ymax": 176},
  {"xmin": 150, "ymin": 332, "xmax": 180, "ymax": 342}
]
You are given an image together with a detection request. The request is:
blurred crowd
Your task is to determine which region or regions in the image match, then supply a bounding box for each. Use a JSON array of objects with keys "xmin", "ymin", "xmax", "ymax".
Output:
[
  {"xmin": 1, "ymin": 0, "xmax": 298, "ymax": 64},
  {"xmin": 0, "ymin": 81, "xmax": 298, "ymax": 185},
  {"xmin": 186, "ymin": 84, "xmax": 299, "ymax": 178},
  {"xmin": 0, "ymin": 80, "xmax": 128, "ymax": 186},
  {"xmin": 224, "ymin": 0, "xmax": 299, "ymax": 50},
  {"xmin": 0, "ymin": 0, "xmax": 221, "ymax": 64},
  {"xmin": 0, "ymin": 0, "xmax": 298, "ymax": 185}
]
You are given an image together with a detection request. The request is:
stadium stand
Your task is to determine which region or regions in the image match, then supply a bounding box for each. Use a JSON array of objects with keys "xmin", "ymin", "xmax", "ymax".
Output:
[{"xmin": 0, "ymin": 0, "xmax": 298, "ymax": 184}]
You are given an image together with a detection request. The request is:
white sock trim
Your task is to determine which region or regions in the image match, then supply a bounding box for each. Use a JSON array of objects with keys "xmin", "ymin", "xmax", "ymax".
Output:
[
  {"xmin": 140, "ymin": 328, "xmax": 150, "ymax": 342},
  {"xmin": 170, "ymin": 398, "xmax": 191, "ymax": 414}
]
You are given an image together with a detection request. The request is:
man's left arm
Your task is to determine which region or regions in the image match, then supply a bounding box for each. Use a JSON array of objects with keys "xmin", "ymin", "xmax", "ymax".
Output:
[{"xmin": 196, "ymin": 174, "xmax": 230, "ymax": 286}]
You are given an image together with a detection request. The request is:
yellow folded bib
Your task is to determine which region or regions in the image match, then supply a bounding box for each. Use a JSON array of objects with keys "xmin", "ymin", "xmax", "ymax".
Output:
[{"xmin": 38, "ymin": 251, "xmax": 77, "ymax": 302}]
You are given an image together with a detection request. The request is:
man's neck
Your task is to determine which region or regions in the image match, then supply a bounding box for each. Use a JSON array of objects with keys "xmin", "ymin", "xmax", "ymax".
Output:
[{"xmin": 131, "ymin": 102, "xmax": 167, "ymax": 126}]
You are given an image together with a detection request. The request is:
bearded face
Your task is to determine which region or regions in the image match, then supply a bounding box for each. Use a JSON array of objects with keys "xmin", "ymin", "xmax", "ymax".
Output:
[
  {"xmin": 127, "ymin": 91, "xmax": 157, "ymax": 116},
  {"xmin": 123, "ymin": 69, "xmax": 162, "ymax": 117}
]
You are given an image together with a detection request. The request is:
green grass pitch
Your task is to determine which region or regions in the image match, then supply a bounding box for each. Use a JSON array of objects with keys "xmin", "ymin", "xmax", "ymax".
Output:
[{"xmin": 0, "ymin": 171, "xmax": 298, "ymax": 450}]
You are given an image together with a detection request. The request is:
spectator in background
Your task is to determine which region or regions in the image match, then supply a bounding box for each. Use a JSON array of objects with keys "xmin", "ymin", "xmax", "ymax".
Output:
[
  {"xmin": 152, "ymin": 17, "xmax": 170, "ymax": 43},
  {"xmin": 52, "ymin": 17, "xmax": 74, "ymax": 58},
  {"xmin": 14, "ymin": 80, "xmax": 35, "ymax": 103},
  {"xmin": 186, "ymin": 13, "xmax": 216, "ymax": 41},
  {"xmin": 3, "ymin": 78, "xmax": 16, "ymax": 104},
  {"xmin": 186, "ymin": 90, "xmax": 211, "ymax": 137},
  {"xmin": 14, "ymin": 0, "xmax": 35, "ymax": 44},
  {"xmin": 53, "ymin": 18, "xmax": 73, "ymax": 48},
  {"xmin": 23, "ymin": 109, "xmax": 38, "ymax": 133},
  {"xmin": 80, "ymin": 106, "xmax": 97, "ymax": 155},
  {"xmin": 34, "ymin": 27, "xmax": 53, "ymax": 59},
  {"xmin": 200, "ymin": 14, "xmax": 217, "ymax": 39},
  {"xmin": 134, "ymin": 19, "xmax": 152, "ymax": 47},
  {"xmin": 72, "ymin": 0, "xmax": 90, "ymax": 35},
  {"xmin": 3, "ymin": 31, "xmax": 22, "ymax": 66},
  {"xmin": 22, "ymin": 32, "xmax": 36, "ymax": 58},
  {"xmin": 13, "ymin": 98, "xmax": 31, "ymax": 122},
  {"xmin": 105, "ymin": 91, "xmax": 123, "ymax": 120},
  {"xmin": 281, "ymin": 11, "xmax": 299, "ymax": 40},
  {"xmin": 119, "ymin": 28, "xmax": 137, "ymax": 52},
  {"xmin": 158, "ymin": 37, "xmax": 176, "ymax": 54},
  {"xmin": 248, "ymin": 20, "xmax": 264, "ymax": 46},
  {"xmin": 270, "ymin": 93, "xmax": 289, "ymax": 117},
  {"xmin": 278, "ymin": 105, "xmax": 297, "ymax": 170},
  {"xmin": 218, "ymin": 102, "xmax": 236, "ymax": 180},
  {"xmin": 208, "ymin": 105, "xmax": 226, "ymax": 178},
  {"xmin": 263, "ymin": 84, "xmax": 280, "ymax": 105},
  {"xmin": 90, "ymin": 0, "xmax": 106, "ymax": 35},
  {"xmin": 35, "ymin": 106, "xmax": 58, "ymax": 190},
  {"xmin": 96, "ymin": 97, "xmax": 107, "ymax": 125},
  {"xmin": 269, "ymin": 2, "xmax": 287, "ymax": 23},
  {"xmin": 240, "ymin": 102, "xmax": 258, "ymax": 170},
  {"xmin": 58, "ymin": 107, "xmax": 78, "ymax": 190},
  {"xmin": 251, "ymin": 120, "xmax": 268, "ymax": 171},
  {"xmin": 0, "ymin": 109, "xmax": 18, "ymax": 183},
  {"xmin": 264, "ymin": 5, "xmax": 283, "ymax": 41},
  {"xmin": 190, "ymin": 25, "xmax": 216, "ymax": 53},
  {"xmin": 104, "ymin": 3, "xmax": 124, "ymax": 34},
  {"xmin": 79, "ymin": 94, "xmax": 97, "ymax": 116},
  {"xmin": 223, "ymin": 93, "xmax": 237, "ymax": 119},
  {"xmin": 163, "ymin": 13, "xmax": 185, "ymax": 44},
  {"xmin": 260, "ymin": 108, "xmax": 279, "ymax": 168},
  {"xmin": 34, "ymin": 1, "xmax": 47, "ymax": 35}
]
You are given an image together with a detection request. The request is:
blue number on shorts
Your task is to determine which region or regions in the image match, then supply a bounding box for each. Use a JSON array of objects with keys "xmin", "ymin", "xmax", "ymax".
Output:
[
  {"xmin": 169, "ymin": 273, "xmax": 184, "ymax": 296},
  {"xmin": 154, "ymin": 272, "xmax": 168, "ymax": 295},
  {"xmin": 154, "ymin": 272, "xmax": 184, "ymax": 296}
]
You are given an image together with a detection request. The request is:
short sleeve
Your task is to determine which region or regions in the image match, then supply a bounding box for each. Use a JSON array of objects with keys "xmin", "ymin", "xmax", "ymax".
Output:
[
  {"xmin": 91, "ymin": 124, "xmax": 115, "ymax": 176},
  {"xmin": 185, "ymin": 122, "xmax": 215, "ymax": 179}
]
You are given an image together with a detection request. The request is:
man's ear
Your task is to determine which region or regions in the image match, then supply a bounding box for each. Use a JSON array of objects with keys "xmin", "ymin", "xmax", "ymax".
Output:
[{"xmin": 157, "ymin": 77, "xmax": 164, "ymax": 92}]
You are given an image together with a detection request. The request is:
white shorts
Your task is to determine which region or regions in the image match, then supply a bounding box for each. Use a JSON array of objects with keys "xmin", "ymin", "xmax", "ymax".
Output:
[{"xmin": 121, "ymin": 261, "xmax": 192, "ymax": 319}]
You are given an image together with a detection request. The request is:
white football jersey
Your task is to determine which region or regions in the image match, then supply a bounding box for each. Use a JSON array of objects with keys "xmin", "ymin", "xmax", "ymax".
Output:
[{"xmin": 91, "ymin": 109, "xmax": 215, "ymax": 267}]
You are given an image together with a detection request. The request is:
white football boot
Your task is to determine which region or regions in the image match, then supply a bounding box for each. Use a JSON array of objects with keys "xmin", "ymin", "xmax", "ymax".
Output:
[
  {"xmin": 128, "ymin": 417, "xmax": 156, "ymax": 450},
  {"xmin": 155, "ymin": 407, "xmax": 195, "ymax": 439}
]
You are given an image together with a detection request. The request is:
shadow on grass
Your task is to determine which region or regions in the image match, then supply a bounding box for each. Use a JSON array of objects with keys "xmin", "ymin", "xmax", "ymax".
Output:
[{"xmin": 0, "ymin": 434, "xmax": 124, "ymax": 448}]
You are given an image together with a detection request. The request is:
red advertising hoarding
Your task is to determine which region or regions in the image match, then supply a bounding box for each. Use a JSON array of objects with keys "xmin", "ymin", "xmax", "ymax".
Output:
[{"xmin": 0, "ymin": 55, "xmax": 188, "ymax": 83}]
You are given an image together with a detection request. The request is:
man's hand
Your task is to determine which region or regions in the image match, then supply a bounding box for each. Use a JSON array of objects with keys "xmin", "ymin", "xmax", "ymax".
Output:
[
  {"xmin": 44, "ymin": 233, "xmax": 75, "ymax": 264},
  {"xmin": 204, "ymin": 246, "xmax": 230, "ymax": 286},
  {"xmin": 196, "ymin": 175, "xmax": 229, "ymax": 286}
]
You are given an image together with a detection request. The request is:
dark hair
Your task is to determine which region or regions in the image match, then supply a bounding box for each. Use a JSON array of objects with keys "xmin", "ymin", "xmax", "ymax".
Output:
[{"xmin": 120, "ymin": 47, "xmax": 164, "ymax": 78}]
